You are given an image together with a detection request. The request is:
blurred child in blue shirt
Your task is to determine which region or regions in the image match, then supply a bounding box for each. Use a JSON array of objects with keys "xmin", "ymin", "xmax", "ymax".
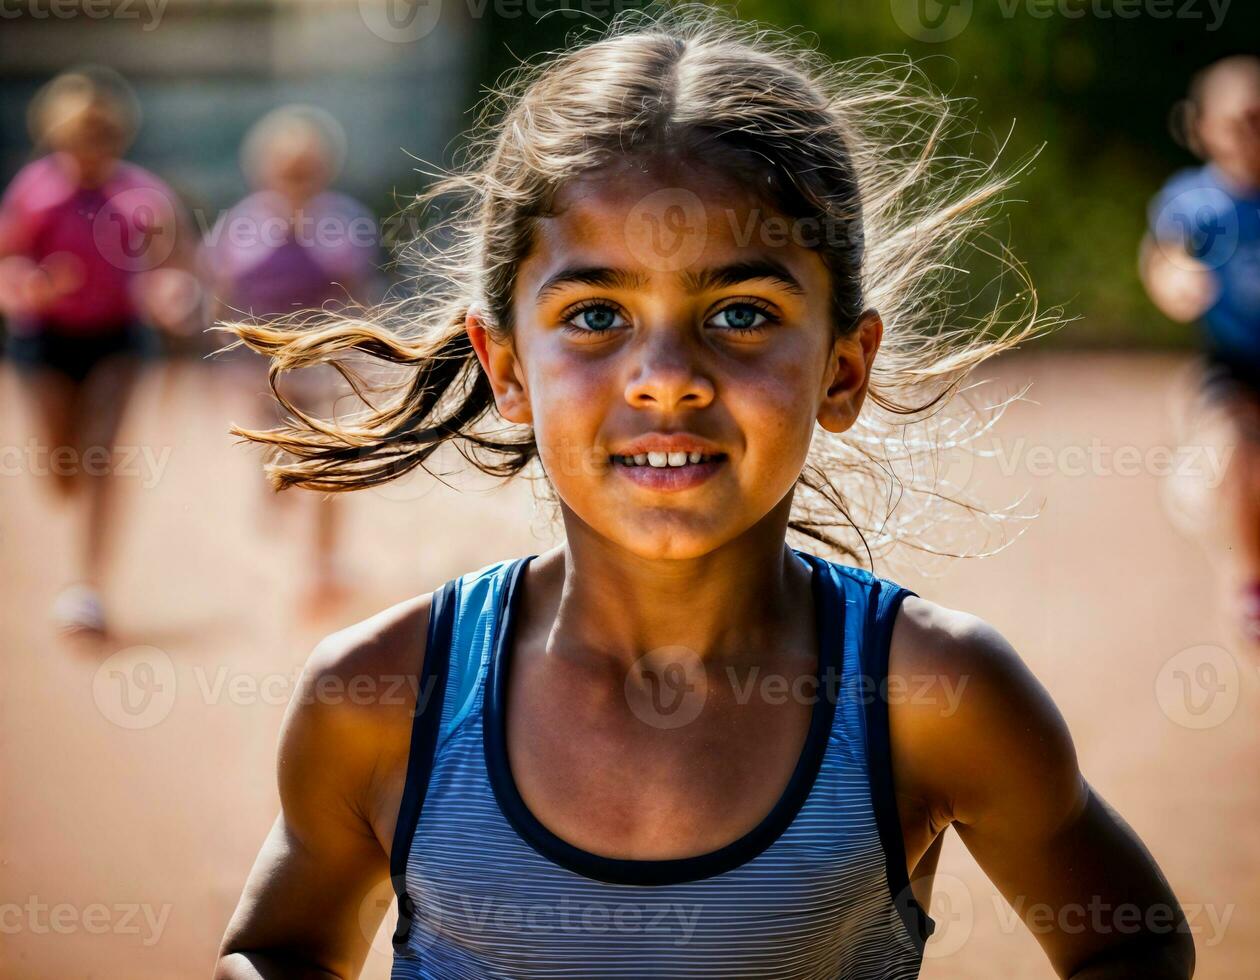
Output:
[{"xmin": 1142, "ymin": 56, "xmax": 1260, "ymax": 646}]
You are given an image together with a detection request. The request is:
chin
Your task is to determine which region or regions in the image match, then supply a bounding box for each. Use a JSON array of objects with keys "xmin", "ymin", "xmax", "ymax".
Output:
[{"xmin": 609, "ymin": 522, "xmax": 727, "ymax": 563}]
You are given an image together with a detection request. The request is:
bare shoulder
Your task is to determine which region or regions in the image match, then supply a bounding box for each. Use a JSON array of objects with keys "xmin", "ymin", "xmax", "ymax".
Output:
[
  {"xmin": 887, "ymin": 595, "xmax": 1035, "ymax": 691},
  {"xmin": 277, "ymin": 592, "xmax": 436, "ymax": 828},
  {"xmin": 887, "ymin": 596, "xmax": 1083, "ymax": 832},
  {"xmin": 301, "ymin": 591, "xmax": 435, "ymax": 718}
]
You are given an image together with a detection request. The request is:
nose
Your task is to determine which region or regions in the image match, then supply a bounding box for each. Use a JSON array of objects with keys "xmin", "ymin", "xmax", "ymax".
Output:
[{"xmin": 623, "ymin": 332, "xmax": 715, "ymax": 411}]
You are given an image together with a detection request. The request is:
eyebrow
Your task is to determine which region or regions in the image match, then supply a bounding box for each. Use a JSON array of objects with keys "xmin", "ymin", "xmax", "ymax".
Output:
[{"xmin": 534, "ymin": 259, "xmax": 806, "ymax": 304}]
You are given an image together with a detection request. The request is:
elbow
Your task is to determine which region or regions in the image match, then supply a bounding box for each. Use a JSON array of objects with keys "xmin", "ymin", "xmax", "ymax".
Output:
[
  {"xmin": 214, "ymin": 948, "xmax": 347, "ymax": 980},
  {"xmin": 1068, "ymin": 931, "xmax": 1195, "ymax": 979}
]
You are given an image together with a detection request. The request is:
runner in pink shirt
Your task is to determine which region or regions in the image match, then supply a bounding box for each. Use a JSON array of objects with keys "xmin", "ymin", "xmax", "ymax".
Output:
[{"xmin": 0, "ymin": 67, "xmax": 199, "ymax": 635}]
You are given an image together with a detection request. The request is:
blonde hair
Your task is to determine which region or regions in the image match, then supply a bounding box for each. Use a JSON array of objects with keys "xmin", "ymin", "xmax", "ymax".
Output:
[
  {"xmin": 239, "ymin": 103, "xmax": 348, "ymax": 188},
  {"xmin": 28, "ymin": 66, "xmax": 140, "ymax": 151},
  {"xmin": 222, "ymin": 5, "xmax": 1053, "ymax": 568}
]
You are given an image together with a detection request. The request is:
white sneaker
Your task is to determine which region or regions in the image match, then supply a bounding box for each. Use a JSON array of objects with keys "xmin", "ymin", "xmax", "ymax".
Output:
[{"xmin": 52, "ymin": 584, "xmax": 106, "ymax": 636}]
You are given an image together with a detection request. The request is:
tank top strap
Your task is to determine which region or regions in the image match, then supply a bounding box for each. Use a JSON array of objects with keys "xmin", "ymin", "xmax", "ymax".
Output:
[
  {"xmin": 438, "ymin": 559, "xmax": 524, "ymax": 748},
  {"xmin": 388, "ymin": 557, "xmax": 526, "ymax": 948},
  {"xmin": 827, "ymin": 561, "xmax": 937, "ymax": 952}
]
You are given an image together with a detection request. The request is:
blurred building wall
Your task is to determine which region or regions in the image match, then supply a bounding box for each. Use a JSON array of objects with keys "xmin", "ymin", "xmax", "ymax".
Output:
[{"xmin": 0, "ymin": 0, "xmax": 474, "ymax": 220}]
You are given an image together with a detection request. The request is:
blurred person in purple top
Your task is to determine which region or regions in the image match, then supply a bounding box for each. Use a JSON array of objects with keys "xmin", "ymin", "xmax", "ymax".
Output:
[
  {"xmin": 202, "ymin": 105, "xmax": 382, "ymax": 618},
  {"xmin": 0, "ymin": 67, "xmax": 200, "ymax": 636}
]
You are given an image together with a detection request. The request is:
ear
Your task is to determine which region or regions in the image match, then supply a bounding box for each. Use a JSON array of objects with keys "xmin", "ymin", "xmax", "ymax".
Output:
[
  {"xmin": 817, "ymin": 309, "xmax": 882, "ymax": 434},
  {"xmin": 465, "ymin": 307, "xmax": 533, "ymax": 425},
  {"xmin": 1171, "ymin": 98, "xmax": 1204, "ymax": 157}
]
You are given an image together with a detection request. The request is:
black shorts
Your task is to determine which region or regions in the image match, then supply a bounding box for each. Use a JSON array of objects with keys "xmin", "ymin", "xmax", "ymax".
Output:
[
  {"xmin": 1201, "ymin": 350, "xmax": 1260, "ymax": 440},
  {"xmin": 5, "ymin": 323, "xmax": 154, "ymax": 385}
]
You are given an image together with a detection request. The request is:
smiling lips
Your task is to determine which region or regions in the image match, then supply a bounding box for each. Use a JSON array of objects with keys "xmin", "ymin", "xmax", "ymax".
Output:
[{"xmin": 607, "ymin": 435, "xmax": 727, "ymax": 491}]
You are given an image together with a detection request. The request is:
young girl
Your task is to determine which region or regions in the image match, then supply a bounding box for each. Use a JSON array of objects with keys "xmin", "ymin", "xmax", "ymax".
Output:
[
  {"xmin": 0, "ymin": 67, "xmax": 197, "ymax": 635},
  {"xmin": 216, "ymin": 11, "xmax": 1194, "ymax": 979}
]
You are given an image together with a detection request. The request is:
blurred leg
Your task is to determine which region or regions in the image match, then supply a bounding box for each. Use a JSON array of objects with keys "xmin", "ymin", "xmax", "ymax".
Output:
[
  {"xmin": 1217, "ymin": 389, "xmax": 1260, "ymax": 642},
  {"xmin": 76, "ymin": 351, "xmax": 143, "ymax": 591},
  {"xmin": 12, "ymin": 366, "xmax": 78, "ymax": 500},
  {"xmin": 313, "ymin": 494, "xmax": 344, "ymax": 586},
  {"xmin": 290, "ymin": 371, "xmax": 352, "ymax": 617}
]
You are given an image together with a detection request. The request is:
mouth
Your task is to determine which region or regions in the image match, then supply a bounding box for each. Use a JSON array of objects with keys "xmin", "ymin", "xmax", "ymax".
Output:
[{"xmin": 609, "ymin": 451, "xmax": 727, "ymax": 491}]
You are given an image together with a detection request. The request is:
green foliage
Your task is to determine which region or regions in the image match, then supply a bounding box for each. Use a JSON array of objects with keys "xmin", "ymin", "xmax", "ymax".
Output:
[{"xmin": 474, "ymin": 0, "xmax": 1260, "ymax": 347}]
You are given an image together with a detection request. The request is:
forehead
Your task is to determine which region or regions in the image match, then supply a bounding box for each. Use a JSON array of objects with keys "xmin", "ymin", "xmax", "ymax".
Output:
[
  {"xmin": 528, "ymin": 156, "xmax": 816, "ymax": 279},
  {"xmin": 1201, "ymin": 65, "xmax": 1260, "ymax": 115}
]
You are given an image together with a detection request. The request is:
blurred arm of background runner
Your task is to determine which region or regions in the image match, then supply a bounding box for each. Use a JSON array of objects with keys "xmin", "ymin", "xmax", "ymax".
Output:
[
  {"xmin": 128, "ymin": 190, "xmax": 206, "ymax": 340},
  {"xmin": 1138, "ymin": 233, "xmax": 1218, "ymax": 324},
  {"xmin": 0, "ymin": 167, "xmax": 81, "ymax": 321}
]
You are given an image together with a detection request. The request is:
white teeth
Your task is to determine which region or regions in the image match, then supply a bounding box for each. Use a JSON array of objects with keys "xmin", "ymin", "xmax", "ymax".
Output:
[{"xmin": 614, "ymin": 451, "xmax": 719, "ymax": 468}]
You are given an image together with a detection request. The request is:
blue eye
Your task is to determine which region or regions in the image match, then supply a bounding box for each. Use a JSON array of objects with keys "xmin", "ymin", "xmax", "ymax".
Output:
[
  {"xmin": 709, "ymin": 302, "xmax": 775, "ymax": 332},
  {"xmin": 563, "ymin": 303, "xmax": 626, "ymax": 334}
]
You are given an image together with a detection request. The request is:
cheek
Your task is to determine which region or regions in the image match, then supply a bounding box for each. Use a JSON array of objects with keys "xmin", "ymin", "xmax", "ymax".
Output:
[
  {"xmin": 729, "ymin": 344, "xmax": 822, "ymax": 446},
  {"xmin": 524, "ymin": 347, "xmax": 615, "ymax": 476}
]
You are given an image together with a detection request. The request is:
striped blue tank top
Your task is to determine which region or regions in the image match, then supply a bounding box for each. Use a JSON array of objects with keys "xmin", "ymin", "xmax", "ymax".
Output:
[{"xmin": 389, "ymin": 548, "xmax": 936, "ymax": 979}]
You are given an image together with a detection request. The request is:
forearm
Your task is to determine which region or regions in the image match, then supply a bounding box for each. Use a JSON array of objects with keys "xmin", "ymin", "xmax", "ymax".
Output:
[{"xmin": 214, "ymin": 950, "xmax": 345, "ymax": 980}]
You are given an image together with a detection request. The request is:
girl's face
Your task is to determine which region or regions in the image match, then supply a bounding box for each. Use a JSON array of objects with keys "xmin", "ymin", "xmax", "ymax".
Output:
[{"xmin": 470, "ymin": 156, "xmax": 880, "ymax": 561}]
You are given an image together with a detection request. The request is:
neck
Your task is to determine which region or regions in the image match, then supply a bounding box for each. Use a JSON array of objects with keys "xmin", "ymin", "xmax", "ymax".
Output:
[
  {"xmin": 1209, "ymin": 162, "xmax": 1260, "ymax": 197},
  {"xmin": 52, "ymin": 151, "xmax": 118, "ymax": 189},
  {"xmin": 530, "ymin": 503, "xmax": 815, "ymax": 671}
]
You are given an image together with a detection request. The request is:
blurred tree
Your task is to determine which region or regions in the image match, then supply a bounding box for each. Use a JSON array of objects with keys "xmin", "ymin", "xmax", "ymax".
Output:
[{"xmin": 474, "ymin": 0, "xmax": 1260, "ymax": 348}]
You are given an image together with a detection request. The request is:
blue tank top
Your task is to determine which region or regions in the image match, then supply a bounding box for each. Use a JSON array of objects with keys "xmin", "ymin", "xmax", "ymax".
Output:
[
  {"xmin": 389, "ymin": 548, "xmax": 936, "ymax": 979},
  {"xmin": 1149, "ymin": 164, "xmax": 1260, "ymax": 370}
]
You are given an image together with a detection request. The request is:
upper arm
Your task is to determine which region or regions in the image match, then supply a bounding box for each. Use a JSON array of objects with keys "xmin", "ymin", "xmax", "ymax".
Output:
[
  {"xmin": 889, "ymin": 598, "xmax": 1194, "ymax": 978},
  {"xmin": 0, "ymin": 164, "xmax": 40, "ymax": 259},
  {"xmin": 216, "ymin": 595, "xmax": 432, "ymax": 979}
]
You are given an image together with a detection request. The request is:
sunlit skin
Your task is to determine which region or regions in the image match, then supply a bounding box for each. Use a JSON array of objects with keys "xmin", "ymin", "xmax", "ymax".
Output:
[
  {"xmin": 215, "ymin": 160, "xmax": 1194, "ymax": 980},
  {"xmin": 1195, "ymin": 62, "xmax": 1260, "ymax": 194},
  {"xmin": 467, "ymin": 154, "xmax": 880, "ymax": 664},
  {"xmin": 256, "ymin": 126, "xmax": 335, "ymax": 210}
]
